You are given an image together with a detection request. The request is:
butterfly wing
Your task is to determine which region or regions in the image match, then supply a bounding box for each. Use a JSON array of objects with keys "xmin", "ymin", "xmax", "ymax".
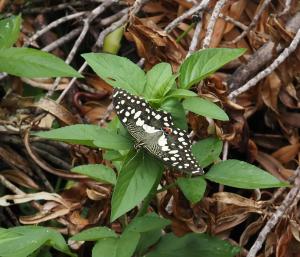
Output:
[{"xmin": 112, "ymin": 88, "xmax": 203, "ymax": 174}]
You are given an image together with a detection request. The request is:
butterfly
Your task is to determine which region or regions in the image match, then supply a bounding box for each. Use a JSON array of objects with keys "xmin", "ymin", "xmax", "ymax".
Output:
[{"xmin": 112, "ymin": 88, "xmax": 203, "ymax": 174}]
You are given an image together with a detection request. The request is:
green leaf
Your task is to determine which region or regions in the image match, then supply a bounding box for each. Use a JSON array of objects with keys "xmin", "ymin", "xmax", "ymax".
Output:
[
  {"xmin": 116, "ymin": 231, "xmax": 140, "ymax": 257},
  {"xmin": 161, "ymin": 99, "xmax": 187, "ymax": 130},
  {"xmin": 135, "ymin": 230, "xmax": 162, "ymax": 257},
  {"xmin": 82, "ymin": 53, "xmax": 146, "ymax": 95},
  {"xmin": 92, "ymin": 238, "xmax": 118, "ymax": 257},
  {"xmin": 165, "ymin": 89, "xmax": 198, "ymax": 99},
  {"xmin": 71, "ymin": 164, "xmax": 116, "ymax": 185},
  {"xmin": 146, "ymin": 233, "xmax": 240, "ymax": 257},
  {"xmin": 71, "ymin": 227, "xmax": 117, "ymax": 241},
  {"xmin": 0, "ymin": 15, "xmax": 21, "ymax": 48},
  {"xmin": 111, "ymin": 151, "xmax": 163, "ymax": 221},
  {"xmin": 92, "ymin": 231, "xmax": 140, "ymax": 257},
  {"xmin": 144, "ymin": 63, "xmax": 175, "ymax": 100},
  {"xmin": 34, "ymin": 124, "xmax": 132, "ymax": 150},
  {"xmin": 126, "ymin": 213, "xmax": 171, "ymax": 233},
  {"xmin": 103, "ymin": 26, "xmax": 124, "ymax": 54},
  {"xmin": 177, "ymin": 177, "xmax": 206, "ymax": 204},
  {"xmin": 179, "ymin": 48, "xmax": 246, "ymax": 89},
  {"xmin": 192, "ymin": 137, "xmax": 223, "ymax": 167},
  {"xmin": 0, "ymin": 47, "xmax": 82, "ymax": 78},
  {"xmin": 205, "ymin": 160, "xmax": 289, "ymax": 189},
  {"xmin": 1, "ymin": 226, "xmax": 75, "ymax": 257},
  {"xmin": 183, "ymin": 97, "xmax": 229, "ymax": 121}
]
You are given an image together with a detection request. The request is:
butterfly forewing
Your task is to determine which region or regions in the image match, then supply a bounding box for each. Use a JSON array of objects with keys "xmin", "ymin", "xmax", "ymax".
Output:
[{"xmin": 112, "ymin": 88, "xmax": 203, "ymax": 174}]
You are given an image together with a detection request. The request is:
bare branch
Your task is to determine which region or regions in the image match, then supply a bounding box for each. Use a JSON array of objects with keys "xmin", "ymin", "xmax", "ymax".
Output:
[
  {"xmin": 228, "ymin": 0, "xmax": 272, "ymax": 44},
  {"xmin": 202, "ymin": 0, "xmax": 227, "ymax": 49},
  {"xmin": 247, "ymin": 167, "xmax": 300, "ymax": 257},
  {"xmin": 228, "ymin": 27, "xmax": 300, "ymax": 99},
  {"xmin": 164, "ymin": 0, "xmax": 211, "ymax": 33}
]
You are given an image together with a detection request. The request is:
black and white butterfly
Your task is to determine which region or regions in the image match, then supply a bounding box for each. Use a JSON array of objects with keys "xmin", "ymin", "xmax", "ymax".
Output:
[{"xmin": 112, "ymin": 88, "xmax": 203, "ymax": 174}]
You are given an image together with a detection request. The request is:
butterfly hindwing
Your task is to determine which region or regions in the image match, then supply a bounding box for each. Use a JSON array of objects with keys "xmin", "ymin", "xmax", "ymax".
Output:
[{"xmin": 112, "ymin": 88, "xmax": 203, "ymax": 174}]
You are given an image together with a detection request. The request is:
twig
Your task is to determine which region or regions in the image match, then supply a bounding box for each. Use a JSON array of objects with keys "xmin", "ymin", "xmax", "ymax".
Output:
[
  {"xmin": 222, "ymin": 141, "xmax": 229, "ymax": 161},
  {"xmin": 187, "ymin": 20, "xmax": 203, "ymax": 57},
  {"xmin": 42, "ymin": 27, "xmax": 82, "ymax": 52},
  {"xmin": 164, "ymin": 0, "xmax": 210, "ymax": 33},
  {"xmin": 278, "ymin": 0, "xmax": 293, "ymax": 17},
  {"xmin": 202, "ymin": 0, "xmax": 227, "ymax": 49},
  {"xmin": 228, "ymin": 27, "xmax": 300, "ymax": 99},
  {"xmin": 0, "ymin": 175, "xmax": 24, "ymax": 195},
  {"xmin": 47, "ymin": 0, "xmax": 117, "ymax": 97},
  {"xmin": 228, "ymin": 0, "xmax": 272, "ymax": 44},
  {"xmin": 99, "ymin": 7, "xmax": 129, "ymax": 26},
  {"xmin": 25, "ymin": 12, "xmax": 86, "ymax": 47},
  {"xmin": 22, "ymin": 1, "xmax": 85, "ymax": 14},
  {"xmin": 218, "ymin": 13, "xmax": 248, "ymax": 31},
  {"xmin": 56, "ymin": 0, "xmax": 146, "ymax": 103},
  {"xmin": 246, "ymin": 167, "xmax": 300, "ymax": 257},
  {"xmin": 95, "ymin": 13, "xmax": 128, "ymax": 48}
]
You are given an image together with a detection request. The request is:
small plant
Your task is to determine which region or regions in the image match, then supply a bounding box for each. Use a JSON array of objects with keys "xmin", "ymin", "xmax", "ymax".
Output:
[{"xmin": 33, "ymin": 49, "xmax": 288, "ymax": 256}]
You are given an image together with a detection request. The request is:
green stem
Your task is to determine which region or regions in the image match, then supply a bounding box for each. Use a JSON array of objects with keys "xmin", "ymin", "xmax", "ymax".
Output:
[{"xmin": 176, "ymin": 23, "xmax": 195, "ymax": 43}]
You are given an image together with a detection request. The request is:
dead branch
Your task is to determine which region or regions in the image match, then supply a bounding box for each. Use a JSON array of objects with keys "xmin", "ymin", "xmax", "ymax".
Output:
[
  {"xmin": 247, "ymin": 167, "xmax": 300, "ymax": 257},
  {"xmin": 228, "ymin": 27, "xmax": 300, "ymax": 99},
  {"xmin": 202, "ymin": 0, "xmax": 227, "ymax": 49},
  {"xmin": 228, "ymin": 0, "xmax": 272, "ymax": 45}
]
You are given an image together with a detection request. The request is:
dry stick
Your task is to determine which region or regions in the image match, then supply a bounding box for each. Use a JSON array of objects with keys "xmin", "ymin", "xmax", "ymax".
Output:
[
  {"xmin": 164, "ymin": 0, "xmax": 210, "ymax": 33},
  {"xmin": 228, "ymin": 27, "xmax": 300, "ymax": 99},
  {"xmin": 202, "ymin": 0, "xmax": 227, "ymax": 49},
  {"xmin": 246, "ymin": 167, "xmax": 300, "ymax": 257},
  {"xmin": 25, "ymin": 11, "xmax": 86, "ymax": 47},
  {"xmin": 99, "ymin": 7, "xmax": 129, "ymax": 26},
  {"xmin": 46, "ymin": 0, "xmax": 117, "ymax": 98},
  {"xmin": 57, "ymin": 0, "xmax": 147, "ymax": 104},
  {"xmin": 42, "ymin": 27, "xmax": 82, "ymax": 52},
  {"xmin": 228, "ymin": 0, "xmax": 272, "ymax": 44},
  {"xmin": 95, "ymin": 13, "xmax": 129, "ymax": 48},
  {"xmin": 187, "ymin": 21, "xmax": 203, "ymax": 57},
  {"xmin": 278, "ymin": 0, "xmax": 293, "ymax": 17},
  {"xmin": 218, "ymin": 13, "xmax": 248, "ymax": 31}
]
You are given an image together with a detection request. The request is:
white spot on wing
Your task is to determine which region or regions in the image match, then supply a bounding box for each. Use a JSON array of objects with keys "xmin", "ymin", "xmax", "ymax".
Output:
[
  {"xmin": 169, "ymin": 150, "xmax": 178, "ymax": 154},
  {"xmin": 122, "ymin": 117, "xmax": 127, "ymax": 123},
  {"xmin": 136, "ymin": 118, "xmax": 144, "ymax": 126},
  {"xmin": 120, "ymin": 100, "xmax": 125, "ymax": 105},
  {"xmin": 134, "ymin": 111, "xmax": 141, "ymax": 119},
  {"xmin": 178, "ymin": 137, "xmax": 185, "ymax": 142},
  {"xmin": 155, "ymin": 114, "xmax": 161, "ymax": 120},
  {"xmin": 158, "ymin": 134, "xmax": 167, "ymax": 146},
  {"xmin": 125, "ymin": 111, "xmax": 130, "ymax": 117},
  {"xmin": 162, "ymin": 146, "xmax": 170, "ymax": 151}
]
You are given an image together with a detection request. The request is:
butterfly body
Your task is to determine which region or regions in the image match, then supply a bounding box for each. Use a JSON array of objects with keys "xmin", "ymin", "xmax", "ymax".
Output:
[{"xmin": 112, "ymin": 88, "xmax": 203, "ymax": 174}]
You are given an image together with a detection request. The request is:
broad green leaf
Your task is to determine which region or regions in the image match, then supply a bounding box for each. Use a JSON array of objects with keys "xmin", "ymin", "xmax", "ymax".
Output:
[
  {"xmin": 135, "ymin": 230, "xmax": 162, "ymax": 257},
  {"xmin": 183, "ymin": 97, "xmax": 229, "ymax": 121},
  {"xmin": 0, "ymin": 47, "xmax": 82, "ymax": 78},
  {"xmin": 1, "ymin": 226, "xmax": 75, "ymax": 257},
  {"xmin": 103, "ymin": 26, "xmax": 124, "ymax": 54},
  {"xmin": 0, "ymin": 15, "xmax": 21, "ymax": 48},
  {"xmin": 92, "ymin": 238, "xmax": 118, "ymax": 257},
  {"xmin": 35, "ymin": 124, "xmax": 132, "ymax": 150},
  {"xmin": 117, "ymin": 231, "xmax": 140, "ymax": 257},
  {"xmin": 205, "ymin": 160, "xmax": 289, "ymax": 189},
  {"xmin": 161, "ymin": 99, "xmax": 187, "ymax": 130},
  {"xmin": 165, "ymin": 89, "xmax": 198, "ymax": 99},
  {"xmin": 92, "ymin": 231, "xmax": 140, "ymax": 257},
  {"xmin": 111, "ymin": 151, "xmax": 163, "ymax": 221},
  {"xmin": 82, "ymin": 53, "xmax": 146, "ymax": 95},
  {"xmin": 192, "ymin": 137, "xmax": 223, "ymax": 167},
  {"xmin": 179, "ymin": 48, "xmax": 245, "ymax": 89},
  {"xmin": 126, "ymin": 213, "xmax": 170, "ymax": 233},
  {"xmin": 71, "ymin": 227, "xmax": 117, "ymax": 241},
  {"xmin": 177, "ymin": 176, "xmax": 206, "ymax": 204},
  {"xmin": 144, "ymin": 63, "xmax": 175, "ymax": 100},
  {"xmin": 72, "ymin": 164, "xmax": 116, "ymax": 185},
  {"xmin": 146, "ymin": 233, "xmax": 240, "ymax": 257}
]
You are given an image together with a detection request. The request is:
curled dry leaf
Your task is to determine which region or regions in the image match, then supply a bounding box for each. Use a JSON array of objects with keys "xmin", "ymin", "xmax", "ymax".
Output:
[
  {"xmin": 126, "ymin": 17, "xmax": 185, "ymax": 69},
  {"xmin": 0, "ymin": 191, "xmax": 70, "ymax": 207}
]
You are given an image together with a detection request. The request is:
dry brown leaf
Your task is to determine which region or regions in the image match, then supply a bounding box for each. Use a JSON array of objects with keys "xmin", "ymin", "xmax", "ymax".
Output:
[{"xmin": 272, "ymin": 144, "xmax": 300, "ymax": 164}]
